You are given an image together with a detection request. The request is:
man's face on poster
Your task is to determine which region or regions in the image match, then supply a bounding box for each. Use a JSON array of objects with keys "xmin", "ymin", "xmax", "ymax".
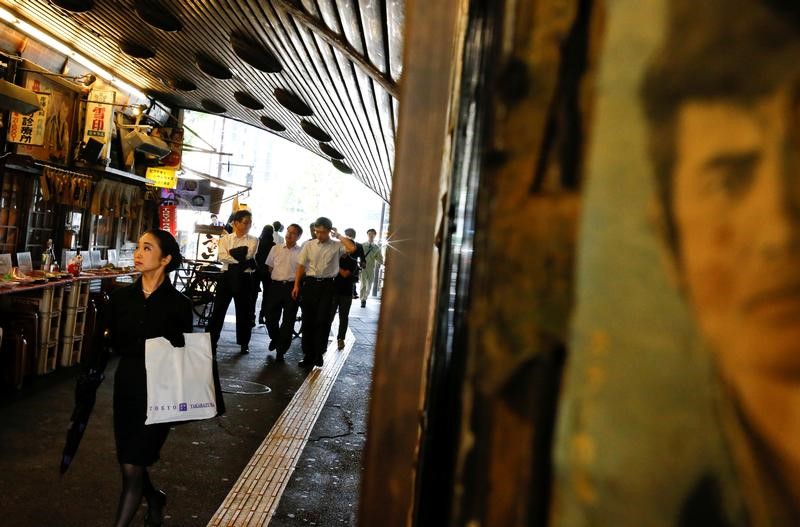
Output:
[{"xmin": 672, "ymin": 86, "xmax": 800, "ymax": 383}]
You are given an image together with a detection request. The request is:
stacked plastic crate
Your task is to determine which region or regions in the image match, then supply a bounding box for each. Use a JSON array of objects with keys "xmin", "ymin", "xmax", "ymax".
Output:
[
  {"xmin": 59, "ymin": 280, "xmax": 90, "ymax": 366},
  {"xmin": 28, "ymin": 285, "xmax": 65, "ymax": 373}
]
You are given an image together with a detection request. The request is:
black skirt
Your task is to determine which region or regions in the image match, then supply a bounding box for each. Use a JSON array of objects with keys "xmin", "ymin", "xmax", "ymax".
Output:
[{"xmin": 113, "ymin": 355, "xmax": 170, "ymax": 466}]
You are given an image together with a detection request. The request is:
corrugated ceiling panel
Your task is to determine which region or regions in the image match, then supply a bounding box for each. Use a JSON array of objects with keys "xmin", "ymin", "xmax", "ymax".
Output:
[{"xmin": 0, "ymin": 0, "xmax": 400, "ymax": 201}]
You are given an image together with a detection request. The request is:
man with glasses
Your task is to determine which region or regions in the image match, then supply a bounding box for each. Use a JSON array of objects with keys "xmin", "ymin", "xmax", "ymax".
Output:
[
  {"xmin": 207, "ymin": 209, "xmax": 259, "ymax": 355},
  {"xmin": 263, "ymin": 223, "xmax": 303, "ymax": 361},
  {"xmin": 292, "ymin": 217, "xmax": 357, "ymax": 368}
]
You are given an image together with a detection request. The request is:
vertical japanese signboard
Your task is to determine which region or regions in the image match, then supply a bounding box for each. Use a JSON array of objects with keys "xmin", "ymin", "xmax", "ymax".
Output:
[
  {"xmin": 12, "ymin": 74, "xmax": 76, "ymax": 164},
  {"xmin": 159, "ymin": 205, "xmax": 177, "ymax": 236},
  {"xmin": 7, "ymin": 92, "xmax": 49, "ymax": 146},
  {"xmin": 83, "ymin": 89, "xmax": 116, "ymax": 162}
]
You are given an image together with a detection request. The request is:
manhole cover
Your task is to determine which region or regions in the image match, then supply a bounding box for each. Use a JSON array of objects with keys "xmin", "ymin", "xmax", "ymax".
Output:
[{"xmin": 220, "ymin": 378, "xmax": 271, "ymax": 395}]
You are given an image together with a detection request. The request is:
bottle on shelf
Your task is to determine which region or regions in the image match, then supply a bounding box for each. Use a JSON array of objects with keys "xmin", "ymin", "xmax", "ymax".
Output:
[
  {"xmin": 42, "ymin": 239, "xmax": 55, "ymax": 271},
  {"xmin": 48, "ymin": 239, "xmax": 58, "ymax": 272}
]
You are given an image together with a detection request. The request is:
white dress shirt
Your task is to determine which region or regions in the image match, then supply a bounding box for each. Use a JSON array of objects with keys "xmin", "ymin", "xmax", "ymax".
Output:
[
  {"xmin": 217, "ymin": 232, "xmax": 259, "ymax": 272},
  {"xmin": 296, "ymin": 238, "xmax": 346, "ymax": 278},
  {"xmin": 265, "ymin": 244, "xmax": 301, "ymax": 281}
]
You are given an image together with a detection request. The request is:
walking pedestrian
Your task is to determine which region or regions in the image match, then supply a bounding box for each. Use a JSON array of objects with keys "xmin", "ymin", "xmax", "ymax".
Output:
[
  {"xmin": 255, "ymin": 224, "xmax": 275, "ymax": 325},
  {"xmin": 207, "ymin": 210, "xmax": 259, "ymax": 355},
  {"xmin": 292, "ymin": 217, "xmax": 356, "ymax": 368},
  {"xmin": 359, "ymin": 228, "xmax": 384, "ymax": 307},
  {"xmin": 330, "ymin": 250, "xmax": 359, "ymax": 350},
  {"xmin": 97, "ymin": 229, "xmax": 192, "ymax": 526},
  {"xmin": 263, "ymin": 223, "xmax": 303, "ymax": 360},
  {"xmin": 343, "ymin": 228, "xmax": 363, "ymax": 299}
]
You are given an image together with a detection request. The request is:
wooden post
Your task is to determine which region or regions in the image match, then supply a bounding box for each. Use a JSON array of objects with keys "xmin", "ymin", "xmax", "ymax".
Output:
[{"xmin": 359, "ymin": 0, "xmax": 467, "ymax": 525}]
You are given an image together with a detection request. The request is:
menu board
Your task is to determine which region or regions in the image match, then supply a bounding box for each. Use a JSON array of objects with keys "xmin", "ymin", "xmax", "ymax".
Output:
[
  {"xmin": 16, "ymin": 252, "xmax": 32, "ymax": 273},
  {"xmin": 0, "ymin": 253, "xmax": 11, "ymax": 274}
]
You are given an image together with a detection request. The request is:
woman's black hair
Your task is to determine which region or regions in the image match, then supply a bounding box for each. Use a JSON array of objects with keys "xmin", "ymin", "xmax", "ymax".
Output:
[
  {"xmin": 260, "ymin": 224, "xmax": 274, "ymax": 242},
  {"xmin": 143, "ymin": 229, "xmax": 183, "ymax": 273}
]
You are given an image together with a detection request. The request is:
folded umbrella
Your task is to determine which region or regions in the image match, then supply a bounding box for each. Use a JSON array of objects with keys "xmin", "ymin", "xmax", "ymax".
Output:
[
  {"xmin": 60, "ymin": 368, "xmax": 104, "ymax": 474},
  {"xmin": 60, "ymin": 329, "xmax": 111, "ymax": 475}
]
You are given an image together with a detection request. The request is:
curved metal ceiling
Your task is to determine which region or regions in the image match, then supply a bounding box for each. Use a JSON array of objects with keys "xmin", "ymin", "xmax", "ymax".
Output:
[{"xmin": 0, "ymin": 0, "xmax": 402, "ymax": 200}]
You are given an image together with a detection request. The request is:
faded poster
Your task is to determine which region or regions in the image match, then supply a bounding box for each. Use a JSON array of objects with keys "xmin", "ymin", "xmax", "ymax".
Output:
[{"xmin": 552, "ymin": 0, "xmax": 800, "ymax": 525}]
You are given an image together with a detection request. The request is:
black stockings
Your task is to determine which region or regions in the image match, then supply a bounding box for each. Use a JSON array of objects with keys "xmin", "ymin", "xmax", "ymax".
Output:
[{"xmin": 114, "ymin": 463, "xmax": 157, "ymax": 527}]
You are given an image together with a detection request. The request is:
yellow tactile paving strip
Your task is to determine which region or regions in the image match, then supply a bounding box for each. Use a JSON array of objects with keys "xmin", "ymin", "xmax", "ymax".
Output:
[{"xmin": 207, "ymin": 329, "xmax": 355, "ymax": 527}]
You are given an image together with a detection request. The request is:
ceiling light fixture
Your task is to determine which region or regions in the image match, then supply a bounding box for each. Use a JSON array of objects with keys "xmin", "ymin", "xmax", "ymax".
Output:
[{"xmin": 0, "ymin": 6, "xmax": 147, "ymax": 99}]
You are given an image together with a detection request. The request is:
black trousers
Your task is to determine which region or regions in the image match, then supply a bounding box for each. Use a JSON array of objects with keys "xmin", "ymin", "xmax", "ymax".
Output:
[
  {"xmin": 264, "ymin": 280, "xmax": 299, "ymax": 353},
  {"xmin": 256, "ymin": 273, "xmax": 270, "ymax": 321},
  {"xmin": 330, "ymin": 293, "xmax": 353, "ymax": 340},
  {"xmin": 207, "ymin": 270, "xmax": 255, "ymax": 348},
  {"xmin": 300, "ymin": 278, "xmax": 335, "ymax": 362}
]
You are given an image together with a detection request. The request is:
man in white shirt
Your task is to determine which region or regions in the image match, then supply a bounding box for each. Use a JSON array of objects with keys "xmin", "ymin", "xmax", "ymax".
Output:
[
  {"xmin": 292, "ymin": 217, "xmax": 356, "ymax": 368},
  {"xmin": 263, "ymin": 223, "xmax": 303, "ymax": 361},
  {"xmin": 206, "ymin": 210, "xmax": 259, "ymax": 355}
]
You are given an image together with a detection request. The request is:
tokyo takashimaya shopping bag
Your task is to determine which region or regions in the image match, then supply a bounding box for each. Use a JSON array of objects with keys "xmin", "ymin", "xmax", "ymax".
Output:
[{"xmin": 144, "ymin": 333, "xmax": 217, "ymax": 425}]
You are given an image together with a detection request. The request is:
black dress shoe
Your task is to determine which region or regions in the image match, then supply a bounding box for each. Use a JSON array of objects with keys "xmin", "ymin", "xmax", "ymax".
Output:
[
  {"xmin": 298, "ymin": 359, "xmax": 312, "ymax": 368},
  {"xmin": 144, "ymin": 489, "xmax": 167, "ymax": 526},
  {"xmin": 314, "ymin": 356, "xmax": 324, "ymax": 367},
  {"xmin": 240, "ymin": 345, "xmax": 249, "ymax": 355}
]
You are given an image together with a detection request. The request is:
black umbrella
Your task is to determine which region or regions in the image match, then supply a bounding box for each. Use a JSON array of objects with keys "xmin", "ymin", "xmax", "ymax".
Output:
[
  {"xmin": 59, "ymin": 368, "xmax": 105, "ymax": 474},
  {"xmin": 60, "ymin": 329, "xmax": 111, "ymax": 475}
]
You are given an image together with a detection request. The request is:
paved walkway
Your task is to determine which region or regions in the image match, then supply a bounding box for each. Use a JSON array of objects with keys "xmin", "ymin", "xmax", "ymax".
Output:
[{"xmin": 0, "ymin": 296, "xmax": 379, "ymax": 526}]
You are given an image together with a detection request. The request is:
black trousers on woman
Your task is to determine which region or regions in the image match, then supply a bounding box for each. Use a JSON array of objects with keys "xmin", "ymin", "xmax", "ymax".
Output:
[{"xmin": 207, "ymin": 269, "xmax": 255, "ymax": 350}]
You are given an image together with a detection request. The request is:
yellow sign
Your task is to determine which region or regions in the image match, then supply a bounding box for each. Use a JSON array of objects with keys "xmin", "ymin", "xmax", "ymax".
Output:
[{"xmin": 146, "ymin": 166, "xmax": 177, "ymax": 189}]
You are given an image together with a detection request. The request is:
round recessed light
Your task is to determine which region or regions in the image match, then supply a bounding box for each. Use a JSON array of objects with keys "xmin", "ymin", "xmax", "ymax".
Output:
[
  {"xmin": 134, "ymin": 1, "xmax": 182, "ymax": 32},
  {"xmin": 300, "ymin": 119, "xmax": 332, "ymax": 142},
  {"xmin": 233, "ymin": 91, "xmax": 264, "ymax": 111},
  {"xmin": 230, "ymin": 34, "xmax": 282, "ymax": 73},
  {"xmin": 119, "ymin": 40, "xmax": 156, "ymax": 59},
  {"xmin": 319, "ymin": 142, "xmax": 344, "ymax": 160},
  {"xmin": 331, "ymin": 159, "xmax": 353, "ymax": 174},
  {"xmin": 52, "ymin": 0, "xmax": 94, "ymax": 12},
  {"xmin": 145, "ymin": 90, "xmax": 182, "ymax": 109},
  {"xmin": 260, "ymin": 115, "xmax": 286, "ymax": 132},
  {"xmin": 274, "ymin": 88, "xmax": 312, "ymax": 116},
  {"xmin": 201, "ymin": 99, "xmax": 227, "ymax": 114},
  {"xmin": 166, "ymin": 78, "xmax": 197, "ymax": 91},
  {"xmin": 196, "ymin": 54, "xmax": 232, "ymax": 80}
]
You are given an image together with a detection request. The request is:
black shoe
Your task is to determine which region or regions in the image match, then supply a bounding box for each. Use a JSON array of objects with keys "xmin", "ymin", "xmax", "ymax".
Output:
[
  {"xmin": 314, "ymin": 356, "xmax": 324, "ymax": 367},
  {"xmin": 361, "ymin": 301, "xmax": 366, "ymax": 308},
  {"xmin": 268, "ymin": 339, "xmax": 277, "ymax": 351},
  {"xmin": 275, "ymin": 351, "xmax": 285, "ymax": 362},
  {"xmin": 240, "ymin": 345, "xmax": 249, "ymax": 355},
  {"xmin": 144, "ymin": 489, "xmax": 167, "ymax": 526},
  {"xmin": 298, "ymin": 359, "xmax": 313, "ymax": 368}
]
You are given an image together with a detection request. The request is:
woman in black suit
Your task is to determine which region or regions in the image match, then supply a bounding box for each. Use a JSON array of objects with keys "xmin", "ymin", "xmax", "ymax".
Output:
[
  {"xmin": 99, "ymin": 229, "xmax": 192, "ymax": 526},
  {"xmin": 255, "ymin": 224, "xmax": 276, "ymax": 325}
]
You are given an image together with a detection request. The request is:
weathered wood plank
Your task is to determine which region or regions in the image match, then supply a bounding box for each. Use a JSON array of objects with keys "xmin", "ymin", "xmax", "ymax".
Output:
[{"xmin": 359, "ymin": 0, "xmax": 466, "ymax": 524}]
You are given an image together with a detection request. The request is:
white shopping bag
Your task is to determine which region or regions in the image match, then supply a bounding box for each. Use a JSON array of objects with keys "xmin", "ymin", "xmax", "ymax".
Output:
[{"xmin": 144, "ymin": 333, "xmax": 217, "ymax": 425}]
